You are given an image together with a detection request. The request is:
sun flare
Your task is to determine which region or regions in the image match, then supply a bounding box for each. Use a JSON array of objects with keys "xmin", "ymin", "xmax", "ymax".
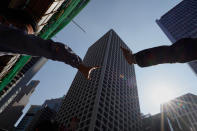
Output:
[{"xmin": 151, "ymin": 86, "xmax": 175, "ymax": 105}]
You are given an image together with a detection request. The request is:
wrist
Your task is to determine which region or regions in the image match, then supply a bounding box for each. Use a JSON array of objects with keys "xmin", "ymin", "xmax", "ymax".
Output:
[
  {"xmin": 133, "ymin": 54, "xmax": 137, "ymax": 64},
  {"xmin": 77, "ymin": 63, "xmax": 85, "ymax": 70}
]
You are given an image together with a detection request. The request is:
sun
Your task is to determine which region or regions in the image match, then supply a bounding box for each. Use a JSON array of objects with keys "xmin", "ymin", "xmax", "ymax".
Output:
[{"xmin": 151, "ymin": 86, "xmax": 175, "ymax": 105}]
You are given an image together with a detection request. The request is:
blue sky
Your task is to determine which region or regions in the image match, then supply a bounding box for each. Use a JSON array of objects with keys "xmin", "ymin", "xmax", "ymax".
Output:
[{"xmin": 17, "ymin": 0, "xmax": 197, "ymax": 125}]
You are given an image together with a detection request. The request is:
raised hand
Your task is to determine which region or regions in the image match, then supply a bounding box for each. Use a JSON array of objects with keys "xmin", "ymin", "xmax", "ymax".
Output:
[
  {"xmin": 120, "ymin": 46, "xmax": 136, "ymax": 65},
  {"xmin": 78, "ymin": 63, "xmax": 100, "ymax": 80}
]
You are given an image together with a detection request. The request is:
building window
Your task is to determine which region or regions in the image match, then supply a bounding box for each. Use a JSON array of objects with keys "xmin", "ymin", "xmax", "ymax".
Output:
[{"xmin": 96, "ymin": 120, "xmax": 101, "ymax": 127}]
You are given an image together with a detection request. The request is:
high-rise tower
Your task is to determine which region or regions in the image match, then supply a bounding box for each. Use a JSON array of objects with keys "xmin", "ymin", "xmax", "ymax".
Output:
[
  {"xmin": 0, "ymin": 80, "xmax": 40, "ymax": 130},
  {"xmin": 16, "ymin": 97, "xmax": 63, "ymax": 130},
  {"xmin": 156, "ymin": 0, "xmax": 197, "ymax": 74},
  {"xmin": 56, "ymin": 30, "xmax": 141, "ymax": 131},
  {"xmin": 162, "ymin": 93, "xmax": 197, "ymax": 131},
  {"xmin": 0, "ymin": 57, "xmax": 47, "ymax": 113}
]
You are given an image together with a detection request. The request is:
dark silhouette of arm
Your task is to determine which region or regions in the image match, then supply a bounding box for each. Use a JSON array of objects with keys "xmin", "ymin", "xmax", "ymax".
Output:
[
  {"xmin": 0, "ymin": 24, "xmax": 100, "ymax": 80},
  {"xmin": 0, "ymin": 24, "xmax": 82, "ymax": 68},
  {"xmin": 133, "ymin": 38, "xmax": 197, "ymax": 67}
]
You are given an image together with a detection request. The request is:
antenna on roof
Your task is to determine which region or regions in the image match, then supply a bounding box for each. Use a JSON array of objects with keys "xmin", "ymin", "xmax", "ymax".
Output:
[{"xmin": 71, "ymin": 20, "xmax": 86, "ymax": 33}]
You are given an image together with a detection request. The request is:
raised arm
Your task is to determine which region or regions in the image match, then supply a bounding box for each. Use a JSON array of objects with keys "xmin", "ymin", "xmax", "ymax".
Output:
[
  {"xmin": 121, "ymin": 38, "xmax": 197, "ymax": 67},
  {"xmin": 0, "ymin": 24, "xmax": 99, "ymax": 79}
]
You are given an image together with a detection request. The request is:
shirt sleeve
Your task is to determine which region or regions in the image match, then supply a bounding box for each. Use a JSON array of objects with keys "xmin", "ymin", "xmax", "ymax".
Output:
[
  {"xmin": 0, "ymin": 24, "xmax": 82, "ymax": 68},
  {"xmin": 133, "ymin": 45, "xmax": 173, "ymax": 67},
  {"xmin": 133, "ymin": 38, "xmax": 197, "ymax": 67}
]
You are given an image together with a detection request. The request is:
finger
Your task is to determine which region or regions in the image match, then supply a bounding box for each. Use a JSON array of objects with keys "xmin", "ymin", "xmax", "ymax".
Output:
[
  {"xmin": 87, "ymin": 75, "xmax": 91, "ymax": 80},
  {"xmin": 87, "ymin": 66, "xmax": 101, "ymax": 80},
  {"xmin": 87, "ymin": 70, "xmax": 92, "ymax": 80},
  {"xmin": 93, "ymin": 66, "xmax": 101, "ymax": 69},
  {"xmin": 89, "ymin": 66, "xmax": 101, "ymax": 71}
]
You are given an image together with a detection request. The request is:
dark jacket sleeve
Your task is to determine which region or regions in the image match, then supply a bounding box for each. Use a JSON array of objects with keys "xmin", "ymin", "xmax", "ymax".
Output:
[
  {"xmin": 0, "ymin": 24, "xmax": 82, "ymax": 68},
  {"xmin": 133, "ymin": 38, "xmax": 197, "ymax": 67}
]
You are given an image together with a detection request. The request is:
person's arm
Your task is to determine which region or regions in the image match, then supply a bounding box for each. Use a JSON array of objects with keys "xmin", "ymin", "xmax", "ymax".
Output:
[
  {"xmin": 133, "ymin": 45, "xmax": 173, "ymax": 67},
  {"xmin": 0, "ymin": 24, "xmax": 81, "ymax": 68},
  {"xmin": 0, "ymin": 24, "xmax": 99, "ymax": 79},
  {"xmin": 121, "ymin": 38, "xmax": 197, "ymax": 67}
]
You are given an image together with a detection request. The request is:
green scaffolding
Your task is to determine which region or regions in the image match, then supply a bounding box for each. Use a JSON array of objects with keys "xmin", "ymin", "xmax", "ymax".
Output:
[
  {"xmin": 0, "ymin": 0, "xmax": 90, "ymax": 92},
  {"xmin": 40, "ymin": 0, "xmax": 90, "ymax": 38}
]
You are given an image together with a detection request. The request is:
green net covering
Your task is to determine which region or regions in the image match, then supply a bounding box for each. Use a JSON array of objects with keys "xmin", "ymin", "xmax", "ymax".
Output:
[
  {"xmin": 47, "ymin": 0, "xmax": 90, "ymax": 38},
  {"xmin": 0, "ymin": 0, "xmax": 90, "ymax": 92}
]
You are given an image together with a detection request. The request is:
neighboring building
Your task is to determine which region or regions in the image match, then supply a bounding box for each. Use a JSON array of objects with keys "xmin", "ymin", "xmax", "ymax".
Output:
[
  {"xmin": 55, "ymin": 30, "xmax": 141, "ymax": 131},
  {"xmin": 0, "ymin": 57, "xmax": 47, "ymax": 113},
  {"xmin": 142, "ymin": 113, "xmax": 171, "ymax": 131},
  {"xmin": 162, "ymin": 93, "xmax": 197, "ymax": 131},
  {"xmin": 16, "ymin": 105, "xmax": 42, "ymax": 131},
  {"xmin": 25, "ymin": 106, "xmax": 56, "ymax": 131},
  {"xmin": 0, "ymin": 80, "xmax": 39, "ymax": 130},
  {"xmin": 42, "ymin": 97, "xmax": 63, "ymax": 112},
  {"xmin": 16, "ymin": 97, "xmax": 63, "ymax": 130},
  {"xmin": 156, "ymin": 0, "xmax": 197, "ymax": 74}
]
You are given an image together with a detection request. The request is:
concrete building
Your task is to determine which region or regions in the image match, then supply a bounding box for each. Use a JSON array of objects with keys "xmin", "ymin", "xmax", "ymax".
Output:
[
  {"xmin": 0, "ymin": 57, "xmax": 47, "ymax": 113},
  {"xmin": 142, "ymin": 113, "xmax": 171, "ymax": 131},
  {"xmin": 156, "ymin": 0, "xmax": 197, "ymax": 74},
  {"xmin": 0, "ymin": 80, "xmax": 39, "ymax": 130},
  {"xmin": 42, "ymin": 97, "xmax": 63, "ymax": 112},
  {"xmin": 162, "ymin": 93, "xmax": 197, "ymax": 131},
  {"xmin": 55, "ymin": 30, "xmax": 141, "ymax": 131},
  {"xmin": 16, "ymin": 97, "xmax": 63, "ymax": 130},
  {"xmin": 16, "ymin": 105, "xmax": 42, "ymax": 131},
  {"xmin": 25, "ymin": 106, "xmax": 57, "ymax": 131}
]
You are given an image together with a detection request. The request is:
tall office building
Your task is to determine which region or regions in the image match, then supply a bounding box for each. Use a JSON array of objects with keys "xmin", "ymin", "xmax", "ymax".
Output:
[
  {"xmin": 25, "ymin": 106, "xmax": 57, "ymax": 130},
  {"xmin": 16, "ymin": 105, "xmax": 42, "ymax": 130},
  {"xmin": 42, "ymin": 97, "xmax": 63, "ymax": 112},
  {"xmin": 16, "ymin": 97, "xmax": 63, "ymax": 130},
  {"xmin": 56, "ymin": 30, "xmax": 141, "ymax": 131},
  {"xmin": 156, "ymin": 0, "xmax": 197, "ymax": 74},
  {"xmin": 0, "ymin": 57, "xmax": 47, "ymax": 113},
  {"xmin": 0, "ymin": 80, "xmax": 39, "ymax": 130},
  {"xmin": 162, "ymin": 93, "xmax": 197, "ymax": 131},
  {"xmin": 142, "ymin": 113, "xmax": 171, "ymax": 131}
]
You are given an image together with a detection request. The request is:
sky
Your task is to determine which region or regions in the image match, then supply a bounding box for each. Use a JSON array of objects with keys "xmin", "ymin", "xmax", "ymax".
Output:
[{"xmin": 16, "ymin": 0, "xmax": 197, "ymax": 125}]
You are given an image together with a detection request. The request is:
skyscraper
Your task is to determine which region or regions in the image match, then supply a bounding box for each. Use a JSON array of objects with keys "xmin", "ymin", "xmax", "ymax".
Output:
[
  {"xmin": 156, "ymin": 0, "xmax": 197, "ymax": 74},
  {"xmin": 16, "ymin": 97, "xmax": 63, "ymax": 130},
  {"xmin": 0, "ymin": 57, "xmax": 47, "ymax": 113},
  {"xmin": 0, "ymin": 80, "xmax": 39, "ymax": 130},
  {"xmin": 55, "ymin": 30, "xmax": 141, "ymax": 131},
  {"xmin": 16, "ymin": 105, "xmax": 42, "ymax": 130},
  {"xmin": 162, "ymin": 93, "xmax": 197, "ymax": 131},
  {"xmin": 42, "ymin": 97, "xmax": 63, "ymax": 112},
  {"xmin": 142, "ymin": 113, "xmax": 171, "ymax": 131}
]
